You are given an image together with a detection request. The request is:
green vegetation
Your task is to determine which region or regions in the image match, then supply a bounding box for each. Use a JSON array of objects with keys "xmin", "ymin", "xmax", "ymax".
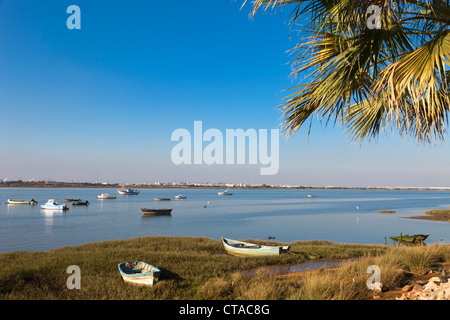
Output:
[{"xmin": 0, "ymin": 236, "xmax": 448, "ymax": 300}]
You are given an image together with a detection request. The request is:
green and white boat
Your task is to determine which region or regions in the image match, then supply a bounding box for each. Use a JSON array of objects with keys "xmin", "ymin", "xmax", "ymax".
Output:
[{"xmin": 221, "ymin": 237, "xmax": 290, "ymax": 256}]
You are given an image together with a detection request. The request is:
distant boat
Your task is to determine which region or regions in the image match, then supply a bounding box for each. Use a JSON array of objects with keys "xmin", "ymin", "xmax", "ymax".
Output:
[
  {"xmin": 97, "ymin": 193, "xmax": 116, "ymax": 199},
  {"xmin": 40, "ymin": 199, "xmax": 69, "ymax": 211},
  {"xmin": 117, "ymin": 188, "xmax": 140, "ymax": 195},
  {"xmin": 64, "ymin": 198, "xmax": 80, "ymax": 202},
  {"xmin": 218, "ymin": 190, "xmax": 233, "ymax": 196},
  {"xmin": 118, "ymin": 261, "xmax": 161, "ymax": 286},
  {"xmin": 72, "ymin": 200, "xmax": 89, "ymax": 206},
  {"xmin": 154, "ymin": 198, "xmax": 170, "ymax": 201},
  {"xmin": 221, "ymin": 237, "xmax": 290, "ymax": 257},
  {"xmin": 141, "ymin": 208, "xmax": 172, "ymax": 216},
  {"xmin": 307, "ymin": 194, "xmax": 316, "ymax": 198},
  {"xmin": 7, "ymin": 199, "xmax": 37, "ymax": 205},
  {"xmin": 174, "ymin": 194, "xmax": 186, "ymax": 200}
]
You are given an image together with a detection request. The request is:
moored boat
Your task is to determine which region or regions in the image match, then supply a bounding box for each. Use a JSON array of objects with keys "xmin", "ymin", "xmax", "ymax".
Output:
[
  {"xmin": 7, "ymin": 199, "xmax": 37, "ymax": 205},
  {"xmin": 154, "ymin": 197, "xmax": 170, "ymax": 201},
  {"xmin": 218, "ymin": 190, "xmax": 233, "ymax": 196},
  {"xmin": 117, "ymin": 188, "xmax": 140, "ymax": 195},
  {"xmin": 72, "ymin": 200, "xmax": 89, "ymax": 206},
  {"xmin": 118, "ymin": 261, "xmax": 160, "ymax": 286},
  {"xmin": 97, "ymin": 193, "xmax": 116, "ymax": 199},
  {"xmin": 40, "ymin": 199, "xmax": 69, "ymax": 211},
  {"xmin": 307, "ymin": 194, "xmax": 316, "ymax": 198},
  {"xmin": 141, "ymin": 208, "xmax": 172, "ymax": 216},
  {"xmin": 64, "ymin": 198, "xmax": 80, "ymax": 202},
  {"xmin": 221, "ymin": 237, "xmax": 290, "ymax": 256},
  {"xmin": 174, "ymin": 194, "xmax": 186, "ymax": 200}
]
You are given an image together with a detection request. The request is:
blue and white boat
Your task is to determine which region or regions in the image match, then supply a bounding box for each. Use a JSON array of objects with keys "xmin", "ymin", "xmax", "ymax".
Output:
[
  {"xmin": 41, "ymin": 199, "xmax": 69, "ymax": 211},
  {"xmin": 118, "ymin": 261, "xmax": 160, "ymax": 286},
  {"xmin": 117, "ymin": 188, "xmax": 140, "ymax": 195}
]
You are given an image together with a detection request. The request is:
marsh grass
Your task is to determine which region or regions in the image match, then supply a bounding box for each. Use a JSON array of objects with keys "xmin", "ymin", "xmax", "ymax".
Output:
[{"xmin": 0, "ymin": 236, "xmax": 447, "ymax": 300}]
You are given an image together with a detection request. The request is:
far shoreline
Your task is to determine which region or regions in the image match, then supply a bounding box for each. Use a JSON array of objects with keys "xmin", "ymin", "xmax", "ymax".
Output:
[{"xmin": 1, "ymin": 181, "xmax": 450, "ymax": 191}]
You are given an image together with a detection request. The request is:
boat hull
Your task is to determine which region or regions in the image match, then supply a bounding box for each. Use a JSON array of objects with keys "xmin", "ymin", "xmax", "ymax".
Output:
[
  {"xmin": 154, "ymin": 198, "xmax": 171, "ymax": 201},
  {"xmin": 118, "ymin": 261, "xmax": 160, "ymax": 286},
  {"xmin": 117, "ymin": 189, "xmax": 140, "ymax": 195},
  {"xmin": 141, "ymin": 208, "xmax": 172, "ymax": 216},
  {"xmin": 7, "ymin": 199, "xmax": 37, "ymax": 205},
  {"xmin": 221, "ymin": 237, "xmax": 290, "ymax": 256}
]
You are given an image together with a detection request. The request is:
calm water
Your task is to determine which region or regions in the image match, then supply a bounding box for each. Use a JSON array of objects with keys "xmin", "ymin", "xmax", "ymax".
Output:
[{"xmin": 0, "ymin": 188, "xmax": 449, "ymax": 252}]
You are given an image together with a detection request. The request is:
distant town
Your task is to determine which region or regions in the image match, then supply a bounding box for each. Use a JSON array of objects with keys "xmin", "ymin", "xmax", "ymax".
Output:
[{"xmin": 1, "ymin": 178, "xmax": 450, "ymax": 191}]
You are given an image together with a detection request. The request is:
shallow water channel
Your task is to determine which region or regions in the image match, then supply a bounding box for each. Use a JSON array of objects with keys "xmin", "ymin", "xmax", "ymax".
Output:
[{"xmin": 239, "ymin": 259, "xmax": 345, "ymax": 276}]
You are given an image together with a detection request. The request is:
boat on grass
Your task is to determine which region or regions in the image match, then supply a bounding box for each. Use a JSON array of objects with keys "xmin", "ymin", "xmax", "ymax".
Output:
[
  {"xmin": 174, "ymin": 194, "xmax": 186, "ymax": 200},
  {"xmin": 154, "ymin": 197, "xmax": 171, "ymax": 201},
  {"xmin": 40, "ymin": 199, "xmax": 69, "ymax": 211},
  {"xmin": 72, "ymin": 200, "xmax": 89, "ymax": 206},
  {"xmin": 141, "ymin": 208, "xmax": 172, "ymax": 216},
  {"xmin": 118, "ymin": 261, "xmax": 160, "ymax": 286},
  {"xmin": 221, "ymin": 237, "xmax": 290, "ymax": 256},
  {"xmin": 390, "ymin": 233, "xmax": 430, "ymax": 246},
  {"xmin": 218, "ymin": 190, "xmax": 233, "ymax": 196},
  {"xmin": 7, "ymin": 199, "xmax": 37, "ymax": 205},
  {"xmin": 97, "ymin": 194, "xmax": 116, "ymax": 199},
  {"xmin": 117, "ymin": 188, "xmax": 140, "ymax": 195}
]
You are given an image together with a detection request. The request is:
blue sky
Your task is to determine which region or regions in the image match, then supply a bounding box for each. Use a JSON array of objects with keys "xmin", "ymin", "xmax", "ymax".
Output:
[{"xmin": 0, "ymin": 0, "xmax": 449, "ymax": 187}]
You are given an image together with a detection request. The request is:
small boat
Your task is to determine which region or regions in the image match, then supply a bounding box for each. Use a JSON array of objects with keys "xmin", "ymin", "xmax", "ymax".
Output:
[
  {"xmin": 40, "ymin": 199, "xmax": 69, "ymax": 211},
  {"xmin": 118, "ymin": 261, "xmax": 160, "ymax": 286},
  {"xmin": 64, "ymin": 198, "xmax": 80, "ymax": 202},
  {"xmin": 72, "ymin": 200, "xmax": 89, "ymax": 206},
  {"xmin": 97, "ymin": 193, "xmax": 116, "ymax": 199},
  {"xmin": 390, "ymin": 233, "xmax": 430, "ymax": 246},
  {"xmin": 221, "ymin": 237, "xmax": 290, "ymax": 256},
  {"xmin": 141, "ymin": 208, "xmax": 172, "ymax": 216},
  {"xmin": 218, "ymin": 190, "xmax": 233, "ymax": 196},
  {"xmin": 174, "ymin": 194, "xmax": 186, "ymax": 200},
  {"xmin": 117, "ymin": 188, "xmax": 140, "ymax": 195},
  {"xmin": 307, "ymin": 194, "xmax": 316, "ymax": 198},
  {"xmin": 7, "ymin": 199, "xmax": 38, "ymax": 205},
  {"xmin": 154, "ymin": 197, "xmax": 171, "ymax": 201}
]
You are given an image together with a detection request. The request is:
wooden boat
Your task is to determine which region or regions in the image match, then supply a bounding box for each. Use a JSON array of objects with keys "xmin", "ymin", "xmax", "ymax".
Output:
[
  {"xmin": 218, "ymin": 190, "xmax": 233, "ymax": 196},
  {"xmin": 72, "ymin": 200, "xmax": 89, "ymax": 206},
  {"xmin": 390, "ymin": 233, "xmax": 430, "ymax": 246},
  {"xmin": 97, "ymin": 193, "xmax": 116, "ymax": 199},
  {"xmin": 141, "ymin": 208, "xmax": 172, "ymax": 216},
  {"xmin": 118, "ymin": 261, "xmax": 160, "ymax": 286},
  {"xmin": 221, "ymin": 237, "xmax": 290, "ymax": 256},
  {"xmin": 64, "ymin": 198, "xmax": 80, "ymax": 202},
  {"xmin": 41, "ymin": 199, "xmax": 69, "ymax": 211},
  {"xmin": 174, "ymin": 194, "xmax": 187, "ymax": 200},
  {"xmin": 117, "ymin": 188, "xmax": 139, "ymax": 195},
  {"xmin": 154, "ymin": 197, "xmax": 171, "ymax": 201},
  {"xmin": 7, "ymin": 199, "xmax": 37, "ymax": 205}
]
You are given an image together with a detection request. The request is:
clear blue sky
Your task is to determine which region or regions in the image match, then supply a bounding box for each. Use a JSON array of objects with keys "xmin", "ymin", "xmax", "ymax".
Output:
[{"xmin": 0, "ymin": 0, "xmax": 449, "ymax": 187}]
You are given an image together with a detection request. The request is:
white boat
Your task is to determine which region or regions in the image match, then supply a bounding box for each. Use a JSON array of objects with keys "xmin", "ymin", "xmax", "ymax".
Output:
[
  {"xmin": 218, "ymin": 189, "xmax": 233, "ymax": 196},
  {"xmin": 117, "ymin": 188, "xmax": 139, "ymax": 195},
  {"xmin": 7, "ymin": 199, "xmax": 37, "ymax": 205},
  {"xmin": 174, "ymin": 194, "xmax": 186, "ymax": 200},
  {"xmin": 40, "ymin": 199, "xmax": 69, "ymax": 211},
  {"xmin": 118, "ymin": 261, "xmax": 160, "ymax": 286},
  {"xmin": 307, "ymin": 194, "xmax": 317, "ymax": 198},
  {"xmin": 221, "ymin": 237, "xmax": 290, "ymax": 256},
  {"xmin": 97, "ymin": 193, "xmax": 116, "ymax": 199}
]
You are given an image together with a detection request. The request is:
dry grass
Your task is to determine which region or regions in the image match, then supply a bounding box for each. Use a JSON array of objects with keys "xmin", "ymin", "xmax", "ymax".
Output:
[{"xmin": 0, "ymin": 236, "xmax": 448, "ymax": 300}]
